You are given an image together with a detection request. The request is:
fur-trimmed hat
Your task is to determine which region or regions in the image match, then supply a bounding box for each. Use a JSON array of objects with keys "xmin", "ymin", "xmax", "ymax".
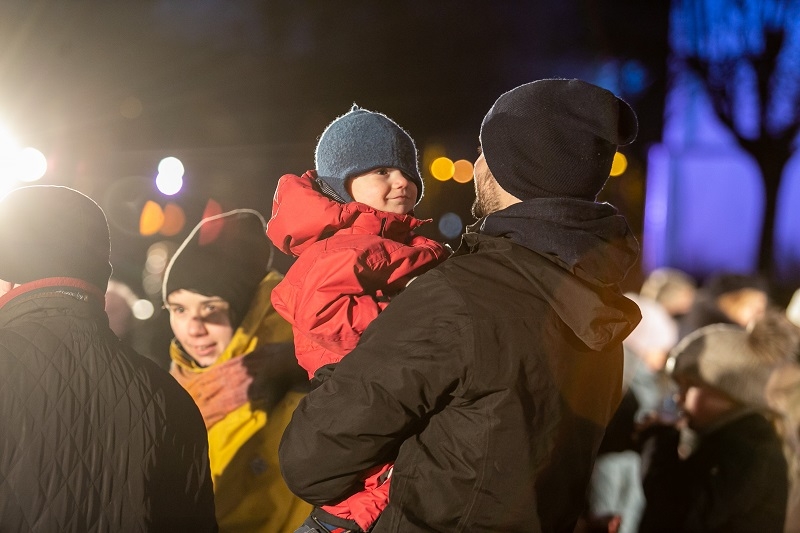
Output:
[
  {"xmin": 0, "ymin": 185, "xmax": 112, "ymax": 290},
  {"xmin": 480, "ymin": 78, "xmax": 638, "ymax": 201},
  {"xmin": 162, "ymin": 209, "xmax": 272, "ymax": 326},
  {"xmin": 314, "ymin": 104, "xmax": 423, "ymax": 205},
  {"xmin": 667, "ymin": 311, "xmax": 799, "ymax": 409}
]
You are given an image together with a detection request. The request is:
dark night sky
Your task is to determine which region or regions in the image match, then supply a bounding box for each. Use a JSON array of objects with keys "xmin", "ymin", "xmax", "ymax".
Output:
[{"xmin": 0, "ymin": 0, "xmax": 669, "ymax": 290}]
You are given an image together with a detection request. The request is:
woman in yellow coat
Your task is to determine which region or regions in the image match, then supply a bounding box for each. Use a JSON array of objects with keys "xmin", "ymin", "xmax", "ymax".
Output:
[{"xmin": 162, "ymin": 209, "xmax": 311, "ymax": 532}]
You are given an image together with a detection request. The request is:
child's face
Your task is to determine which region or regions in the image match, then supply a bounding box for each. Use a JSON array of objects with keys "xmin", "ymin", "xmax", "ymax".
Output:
[
  {"xmin": 675, "ymin": 375, "xmax": 739, "ymax": 430},
  {"xmin": 346, "ymin": 167, "xmax": 417, "ymax": 214},
  {"xmin": 166, "ymin": 289, "xmax": 234, "ymax": 367}
]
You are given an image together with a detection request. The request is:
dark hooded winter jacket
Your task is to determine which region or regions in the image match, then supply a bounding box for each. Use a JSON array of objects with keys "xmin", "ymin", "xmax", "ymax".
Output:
[
  {"xmin": 279, "ymin": 198, "xmax": 641, "ymax": 533},
  {"xmin": 0, "ymin": 278, "xmax": 217, "ymax": 532}
]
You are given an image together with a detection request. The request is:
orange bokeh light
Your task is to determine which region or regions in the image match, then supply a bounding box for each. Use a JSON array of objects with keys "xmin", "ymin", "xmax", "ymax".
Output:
[
  {"xmin": 431, "ymin": 157, "xmax": 455, "ymax": 181},
  {"xmin": 139, "ymin": 201, "xmax": 164, "ymax": 236},
  {"xmin": 452, "ymin": 159, "xmax": 474, "ymax": 183},
  {"xmin": 160, "ymin": 203, "xmax": 186, "ymax": 236}
]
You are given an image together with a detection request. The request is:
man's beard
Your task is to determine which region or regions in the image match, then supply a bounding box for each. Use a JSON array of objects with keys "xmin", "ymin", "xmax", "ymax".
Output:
[{"xmin": 471, "ymin": 167, "xmax": 505, "ymax": 219}]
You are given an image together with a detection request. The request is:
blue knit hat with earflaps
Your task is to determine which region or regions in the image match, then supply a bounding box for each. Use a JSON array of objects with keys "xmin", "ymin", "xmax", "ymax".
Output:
[{"xmin": 314, "ymin": 104, "xmax": 423, "ymax": 205}]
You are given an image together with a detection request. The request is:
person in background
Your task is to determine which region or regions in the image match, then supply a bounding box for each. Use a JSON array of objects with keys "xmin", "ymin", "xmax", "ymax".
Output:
[
  {"xmin": 586, "ymin": 292, "xmax": 680, "ymax": 533},
  {"xmin": 0, "ymin": 185, "xmax": 216, "ymax": 531},
  {"xmin": 162, "ymin": 209, "xmax": 310, "ymax": 533},
  {"xmin": 764, "ymin": 310, "xmax": 800, "ymax": 533},
  {"xmin": 677, "ymin": 271, "xmax": 769, "ymax": 340},
  {"xmin": 638, "ymin": 315, "xmax": 792, "ymax": 533},
  {"xmin": 105, "ymin": 278, "xmax": 138, "ymax": 339},
  {"xmin": 623, "ymin": 293, "xmax": 680, "ymax": 419},
  {"xmin": 267, "ymin": 105, "xmax": 449, "ymax": 533},
  {"xmin": 639, "ymin": 267, "xmax": 697, "ymax": 320},
  {"xmin": 279, "ymin": 78, "xmax": 642, "ymax": 532}
]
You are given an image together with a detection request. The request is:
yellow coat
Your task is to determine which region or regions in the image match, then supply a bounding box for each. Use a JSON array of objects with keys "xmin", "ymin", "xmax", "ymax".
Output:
[{"xmin": 170, "ymin": 272, "xmax": 312, "ymax": 533}]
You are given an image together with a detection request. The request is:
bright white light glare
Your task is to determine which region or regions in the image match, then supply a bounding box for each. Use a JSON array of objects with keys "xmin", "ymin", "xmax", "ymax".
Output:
[
  {"xmin": 0, "ymin": 126, "xmax": 18, "ymax": 155},
  {"xmin": 156, "ymin": 157, "xmax": 184, "ymax": 195},
  {"xmin": 158, "ymin": 156, "xmax": 184, "ymax": 178},
  {"xmin": 156, "ymin": 172, "xmax": 183, "ymax": 195},
  {"xmin": 17, "ymin": 147, "xmax": 47, "ymax": 182},
  {"xmin": 131, "ymin": 299, "xmax": 155, "ymax": 320},
  {"xmin": 0, "ymin": 127, "xmax": 20, "ymax": 190},
  {"xmin": 0, "ymin": 180, "xmax": 14, "ymax": 200},
  {"xmin": 0, "ymin": 125, "xmax": 47, "ymax": 184}
]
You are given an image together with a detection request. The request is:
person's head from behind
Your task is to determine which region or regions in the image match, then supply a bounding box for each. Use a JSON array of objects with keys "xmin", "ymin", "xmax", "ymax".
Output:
[
  {"xmin": 640, "ymin": 267, "xmax": 697, "ymax": 318},
  {"xmin": 0, "ymin": 185, "xmax": 111, "ymax": 295},
  {"xmin": 667, "ymin": 312, "xmax": 795, "ymax": 430},
  {"xmin": 314, "ymin": 104, "xmax": 423, "ymax": 215},
  {"xmin": 105, "ymin": 279, "xmax": 138, "ymax": 338},
  {"xmin": 624, "ymin": 293, "xmax": 679, "ymax": 372},
  {"xmin": 704, "ymin": 272, "xmax": 769, "ymax": 328},
  {"xmin": 162, "ymin": 209, "xmax": 271, "ymax": 367},
  {"xmin": 473, "ymin": 78, "xmax": 638, "ymax": 218}
]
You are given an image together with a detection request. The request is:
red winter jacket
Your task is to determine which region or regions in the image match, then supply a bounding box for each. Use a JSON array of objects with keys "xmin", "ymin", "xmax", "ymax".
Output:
[
  {"xmin": 267, "ymin": 171, "xmax": 449, "ymax": 380},
  {"xmin": 268, "ymin": 172, "xmax": 448, "ymax": 531}
]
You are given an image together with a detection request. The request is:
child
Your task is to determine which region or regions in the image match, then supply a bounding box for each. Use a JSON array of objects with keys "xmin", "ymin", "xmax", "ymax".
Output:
[
  {"xmin": 638, "ymin": 316, "xmax": 791, "ymax": 533},
  {"xmin": 267, "ymin": 105, "xmax": 449, "ymax": 533}
]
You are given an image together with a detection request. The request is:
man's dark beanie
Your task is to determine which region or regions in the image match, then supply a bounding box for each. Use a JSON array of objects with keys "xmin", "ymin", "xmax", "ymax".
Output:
[
  {"xmin": 162, "ymin": 209, "xmax": 272, "ymax": 327},
  {"xmin": 0, "ymin": 185, "xmax": 112, "ymax": 290},
  {"xmin": 480, "ymin": 78, "xmax": 639, "ymax": 201},
  {"xmin": 315, "ymin": 104, "xmax": 423, "ymax": 205}
]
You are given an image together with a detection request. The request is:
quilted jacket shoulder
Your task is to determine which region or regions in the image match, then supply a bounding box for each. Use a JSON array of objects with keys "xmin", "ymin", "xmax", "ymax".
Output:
[{"xmin": 0, "ymin": 282, "xmax": 217, "ymax": 532}]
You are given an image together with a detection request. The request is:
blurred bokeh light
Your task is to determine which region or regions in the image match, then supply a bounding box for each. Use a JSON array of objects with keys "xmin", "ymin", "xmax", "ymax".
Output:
[
  {"xmin": 610, "ymin": 152, "xmax": 628, "ymax": 177},
  {"xmin": 452, "ymin": 159, "xmax": 474, "ymax": 183},
  {"xmin": 140, "ymin": 200, "xmax": 165, "ymax": 236},
  {"xmin": 431, "ymin": 156, "xmax": 455, "ymax": 181},
  {"xmin": 132, "ymin": 299, "xmax": 155, "ymax": 320},
  {"xmin": 120, "ymin": 96, "xmax": 144, "ymax": 119},
  {"xmin": 156, "ymin": 156, "xmax": 185, "ymax": 195},
  {"xmin": 159, "ymin": 203, "xmax": 186, "ymax": 236},
  {"xmin": 16, "ymin": 148, "xmax": 48, "ymax": 182},
  {"xmin": 438, "ymin": 211, "xmax": 463, "ymax": 239},
  {"xmin": 0, "ymin": 126, "xmax": 47, "ymax": 192}
]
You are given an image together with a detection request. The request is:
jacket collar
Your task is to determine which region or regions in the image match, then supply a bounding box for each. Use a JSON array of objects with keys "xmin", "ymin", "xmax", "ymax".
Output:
[
  {"xmin": 0, "ymin": 277, "xmax": 106, "ymax": 311},
  {"xmin": 465, "ymin": 197, "xmax": 639, "ymax": 287},
  {"xmin": 272, "ymin": 171, "xmax": 429, "ymax": 257}
]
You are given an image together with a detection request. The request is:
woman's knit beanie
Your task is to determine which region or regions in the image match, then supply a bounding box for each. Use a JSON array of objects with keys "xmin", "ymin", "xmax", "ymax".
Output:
[
  {"xmin": 162, "ymin": 209, "xmax": 272, "ymax": 326},
  {"xmin": 480, "ymin": 78, "xmax": 638, "ymax": 201},
  {"xmin": 314, "ymin": 104, "xmax": 423, "ymax": 205},
  {"xmin": 0, "ymin": 185, "xmax": 112, "ymax": 290}
]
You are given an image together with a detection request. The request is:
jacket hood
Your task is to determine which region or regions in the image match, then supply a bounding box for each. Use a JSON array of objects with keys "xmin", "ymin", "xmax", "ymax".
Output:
[
  {"xmin": 476, "ymin": 197, "xmax": 639, "ymax": 286},
  {"xmin": 267, "ymin": 171, "xmax": 428, "ymax": 257},
  {"xmin": 464, "ymin": 197, "xmax": 641, "ymax": 349}
]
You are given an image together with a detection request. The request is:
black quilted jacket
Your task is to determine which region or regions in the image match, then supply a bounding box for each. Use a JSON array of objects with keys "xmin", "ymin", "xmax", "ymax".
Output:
[{"xmin": 0, "ymin": 279, "xmax": 217, "ymax": 532}]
